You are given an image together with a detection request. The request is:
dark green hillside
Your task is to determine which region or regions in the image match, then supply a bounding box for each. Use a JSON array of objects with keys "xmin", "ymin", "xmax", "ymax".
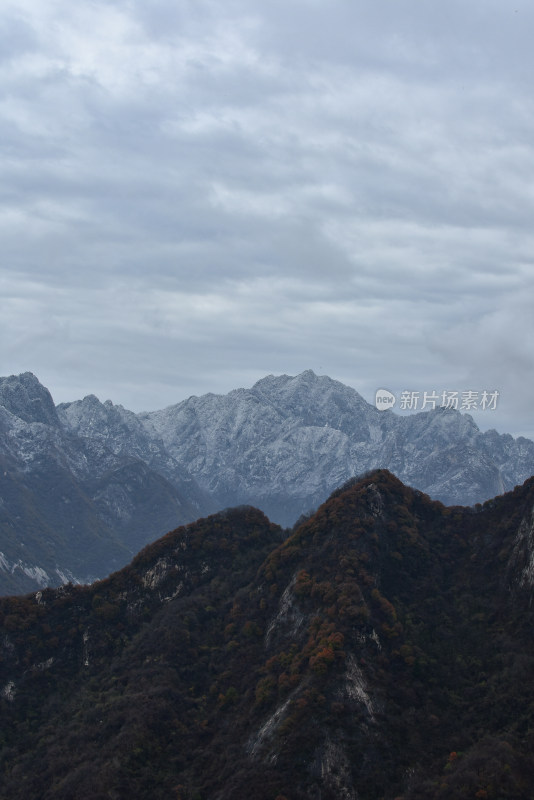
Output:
[{"xmin": 1, "ymin": 471, "xmax": 534, "ymax": 798}]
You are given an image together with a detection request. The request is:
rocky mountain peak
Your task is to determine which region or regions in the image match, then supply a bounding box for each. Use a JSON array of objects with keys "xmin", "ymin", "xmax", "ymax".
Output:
[
  {"xmin": 57, "ymin": 394, "xmax": 137, "ymax": 443},
  {"xmin": 0, "ymin": 372, "xmax": 59, "ymax": 427}
]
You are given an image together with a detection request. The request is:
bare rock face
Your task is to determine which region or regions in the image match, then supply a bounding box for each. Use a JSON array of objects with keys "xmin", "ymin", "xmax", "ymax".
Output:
[{"xmin": 0, "ymin": 372, "xmax": 60, "ymax": 428}]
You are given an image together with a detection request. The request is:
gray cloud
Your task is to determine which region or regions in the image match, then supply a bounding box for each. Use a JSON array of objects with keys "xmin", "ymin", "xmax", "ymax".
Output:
[{"xmin": 1, "ymin": 0, "xmax": 533, "ymax": 440}]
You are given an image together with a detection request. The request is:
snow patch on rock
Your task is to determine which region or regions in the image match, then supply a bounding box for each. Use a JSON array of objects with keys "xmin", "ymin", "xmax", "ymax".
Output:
[
  {"xmin": 1, "ymin": 681, "xmax": 16, "ymax": 702},
  {"xmin": 247, "ymin": 695, "xmax": 293, "ymax": 761},
  {"xmin": 142, "ymin": 558, "xmax": 171, "ymax": 590},
  {"xmin": 509, "ymin": 503, "xmax": 534, "ymax": 589},
  {"xmin": 316, "ymin": 735, "xmax": 358, "ymax": 800},
  {"xmin": 344, "ymin": 653, "xmax": 375, "ymax": 719},
  {"xmin": 265, "ymin": 574, "xmax": 307, "ymax": 648}
]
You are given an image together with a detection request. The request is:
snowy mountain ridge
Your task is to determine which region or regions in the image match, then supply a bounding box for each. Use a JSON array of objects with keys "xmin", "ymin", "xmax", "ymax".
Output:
[
  {"xmin": 0, "ymin": 373, "xmax": 213, "ymax": 595},
  {"xmin": 1, "ymin": 369, "xmax": 534, "ymax": 594},
  {"xmin": 138, "ymin": 369, "xmax": 534, "ymax": 524}
]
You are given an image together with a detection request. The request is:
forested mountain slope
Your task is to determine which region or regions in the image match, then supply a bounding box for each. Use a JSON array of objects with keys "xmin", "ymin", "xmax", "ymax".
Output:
[{"xmin": 1, "ymin": 470, "xmax": 534, "ymax": 798}]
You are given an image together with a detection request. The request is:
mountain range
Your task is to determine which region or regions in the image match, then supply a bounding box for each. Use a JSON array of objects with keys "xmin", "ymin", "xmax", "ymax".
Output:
[
  {"xmin": 1, "ymin": 369, "xmax": 534, "ymax": 595},
  {"xmin": 1, "ymin": 469, "xmax": 534, "ymax": 798},
  {"xmin": 0, "ymin": 373, "xmax": 213, "ymax": 595}
]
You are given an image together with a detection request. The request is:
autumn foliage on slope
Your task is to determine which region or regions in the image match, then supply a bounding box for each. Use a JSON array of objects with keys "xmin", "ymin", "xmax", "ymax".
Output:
[{"xmin": 1, "ymin": 470, "xmax": 534, "ymax": 798}]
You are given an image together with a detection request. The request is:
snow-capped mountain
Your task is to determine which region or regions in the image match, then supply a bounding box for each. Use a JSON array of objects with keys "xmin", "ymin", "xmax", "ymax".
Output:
[
  {"xmin": 1, "ymin": 369, "xmax": 533, "ymax": 595},
  {"xmin": 139, "ymin": 369, "xmax": 534, "ymax": 525},
  {"xmin": 0, "ymin": 373, "xmax": 213, "ymax": 595}
]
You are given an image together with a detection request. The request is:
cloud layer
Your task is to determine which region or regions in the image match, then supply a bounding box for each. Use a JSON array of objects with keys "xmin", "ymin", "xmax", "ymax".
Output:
[{"xmin": 1, "ymin": 0, "xmax": 533, "ymax": 437}]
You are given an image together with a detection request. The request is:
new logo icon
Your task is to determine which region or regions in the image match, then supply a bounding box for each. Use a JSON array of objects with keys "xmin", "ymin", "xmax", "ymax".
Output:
[{"xmin": 375, "ymin": 388, "xmax": 396, "ymax": 411}]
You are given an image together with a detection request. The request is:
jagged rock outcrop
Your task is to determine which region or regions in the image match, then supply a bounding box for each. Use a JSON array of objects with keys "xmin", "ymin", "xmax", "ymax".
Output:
[{"xmin": 0, "ymin": 372, "xmax": 60, "ymax": 428}]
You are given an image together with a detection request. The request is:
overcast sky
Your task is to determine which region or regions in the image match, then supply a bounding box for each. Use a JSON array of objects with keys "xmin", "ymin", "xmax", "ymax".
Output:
[{"xmin": 2, "ymin": 0, "xmax": 534, "ymax": 438}]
